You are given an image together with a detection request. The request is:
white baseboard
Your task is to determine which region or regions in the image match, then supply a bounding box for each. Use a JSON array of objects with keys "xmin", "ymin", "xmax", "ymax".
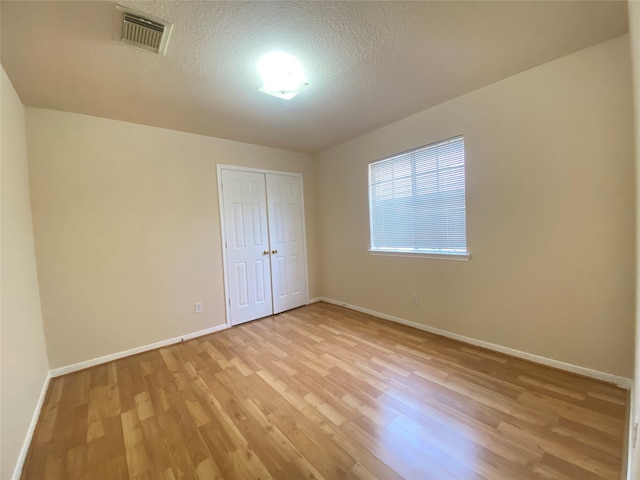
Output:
[
  {"xmin": 314, "ymin": 297, "xmax": 632, "ymax": 389},
  {"xmin": 308, "ymin": 297, "xmax": 322, "ymax": 304},
  {"xmin": 50, "ymin": 323, "xmax": 228, "ymax": 377},
  {"xmin": 12, "ymin": 371, "xmax": 52, "ymax": 480}
]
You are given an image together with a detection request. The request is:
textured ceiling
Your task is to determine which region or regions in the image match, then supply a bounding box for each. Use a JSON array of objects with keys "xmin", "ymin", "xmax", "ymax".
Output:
[{"xmin": 0, "ymin": 1, "xmax": 630, "ymax": 153}]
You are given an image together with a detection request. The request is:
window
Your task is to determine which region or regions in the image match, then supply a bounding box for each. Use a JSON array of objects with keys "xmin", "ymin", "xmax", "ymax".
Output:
[{"xmin": 368, "ymin": 136, "xmax": 469, "ymax": 260}]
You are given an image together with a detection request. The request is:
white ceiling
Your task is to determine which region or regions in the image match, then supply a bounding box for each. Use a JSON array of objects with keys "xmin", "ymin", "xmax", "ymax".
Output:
[{"xmin": 0, "ymin": 1, "xmax": 629, "ymax": 154}]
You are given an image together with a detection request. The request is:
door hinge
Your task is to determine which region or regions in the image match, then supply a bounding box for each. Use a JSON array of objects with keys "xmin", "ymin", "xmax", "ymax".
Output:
[
  {"xmin": 228, "ymin": 298, "xmax": 231, "ymax": 306},
  {"xmin": 633, "ymin": 420, "xmax": 638, "ymax": 449}
]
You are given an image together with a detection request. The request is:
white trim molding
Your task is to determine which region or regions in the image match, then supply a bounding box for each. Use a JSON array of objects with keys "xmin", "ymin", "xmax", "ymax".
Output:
[
  {"xmin": 626, "ymin": 382, "xmax": 636, "ymax": 480},
  {"xmin": 314, "ymin": 297, "xmax": 632, "ymax": 389},
  {"xmin": 12, "ymin": 371, "xmax": 52, "ymax": 480},
  {"xmin": 50, "ymin": 324, "xmax": 228, "ymax": 377},
  {"xmin": 369, "ymin": 250, "xmax": 471, "ymax": 262}
]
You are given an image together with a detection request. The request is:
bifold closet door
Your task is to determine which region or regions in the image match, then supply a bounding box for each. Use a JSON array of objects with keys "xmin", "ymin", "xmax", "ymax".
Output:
[
  {"xmin": 266, "ymin": 173, "xmax": 308, "ymax": 314},
  {"xmin": 221, "ymin": 169, "xmax": 308, "ymax": 326},
  {"xmin": 221, "ymin": 170, "xmax": 273, "ymax": 325}
]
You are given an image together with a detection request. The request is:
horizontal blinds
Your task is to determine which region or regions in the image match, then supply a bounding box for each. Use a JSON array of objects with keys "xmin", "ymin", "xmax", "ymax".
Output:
[{"xmin": 369, "ymin": 136, "xmax": 467, "ymax": 255}]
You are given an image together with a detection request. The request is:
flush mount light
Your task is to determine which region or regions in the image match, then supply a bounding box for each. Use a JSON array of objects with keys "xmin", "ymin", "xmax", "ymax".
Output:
[{"xmin": 257, "ymin": 52, "xmax": 309, "ymax": 100}]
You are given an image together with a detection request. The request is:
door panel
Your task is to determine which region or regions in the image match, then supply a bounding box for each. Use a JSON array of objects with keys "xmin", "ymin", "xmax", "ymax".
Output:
[
  {"xmin": 222, "ymin": 170, "xmax": 273, "ymax": 325},
  {"xmin": 253, "ymin": 260, "xmax": 267, "ymax": 303},
  {"xmin": 235, "ymin": 262, "xmax": 248, "ymax": 307},
  {"xmin": 266, "ymin": 174, "xmax": 308, "ymax": 314}
]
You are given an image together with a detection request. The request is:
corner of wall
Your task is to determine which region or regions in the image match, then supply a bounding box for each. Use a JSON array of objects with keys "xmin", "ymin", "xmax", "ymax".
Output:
[
  {"xmin": 1, "ymin": 65, "xmax": 51, "ymax": 480},
  {"xmin": 628, "ymin": 0, "xmax": 640, "ymax": 477}
]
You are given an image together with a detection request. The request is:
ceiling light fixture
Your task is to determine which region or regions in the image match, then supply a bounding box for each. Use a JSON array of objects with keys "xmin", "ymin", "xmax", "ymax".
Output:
[{"xmin": 257, "ymin": 52, "xmax": 309, "ymax": 100}]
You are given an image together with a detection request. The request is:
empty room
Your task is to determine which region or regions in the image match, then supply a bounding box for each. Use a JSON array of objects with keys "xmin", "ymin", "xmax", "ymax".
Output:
[{"xmin": 3, "ymin": 1, "xmax": 640, "ymax": 479}]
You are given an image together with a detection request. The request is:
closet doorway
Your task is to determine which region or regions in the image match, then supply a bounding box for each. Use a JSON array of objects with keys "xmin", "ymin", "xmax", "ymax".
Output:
[{"xmin": 218, "ymin": 166, "xmax": 309, "ymax": 326}]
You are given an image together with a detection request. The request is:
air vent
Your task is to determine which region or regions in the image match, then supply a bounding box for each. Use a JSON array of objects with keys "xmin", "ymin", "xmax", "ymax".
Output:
[{"xmin": 117, "ymin": 7, "xmax": 172, "ymax": 55}]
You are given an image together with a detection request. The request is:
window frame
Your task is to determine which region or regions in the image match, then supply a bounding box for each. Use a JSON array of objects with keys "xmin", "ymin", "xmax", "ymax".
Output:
[{"xmin": 367, "ymin": 136, "xmax": 470, "ymax": 261}]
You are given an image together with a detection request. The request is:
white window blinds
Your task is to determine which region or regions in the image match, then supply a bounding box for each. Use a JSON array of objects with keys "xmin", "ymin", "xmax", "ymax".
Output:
[{"xmin": 368, "ymin": 136, "xmax": 468, "ymax": 257}]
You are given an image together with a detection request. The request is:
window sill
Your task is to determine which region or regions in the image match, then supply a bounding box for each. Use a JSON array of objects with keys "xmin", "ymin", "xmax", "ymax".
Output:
[{"xmin": 368, "ymin": 249, "xmax": 471, "ymax": 262}]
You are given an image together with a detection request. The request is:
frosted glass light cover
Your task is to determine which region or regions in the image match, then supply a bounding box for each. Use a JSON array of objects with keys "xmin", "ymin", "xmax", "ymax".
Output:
[{"xmin": 257, "ymin": 52, "xmax": 308, "ymax": 99}]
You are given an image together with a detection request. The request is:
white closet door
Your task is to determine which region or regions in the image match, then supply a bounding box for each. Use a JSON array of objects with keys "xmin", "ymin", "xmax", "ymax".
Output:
[
  {"xmin": 266, "ymin": 173, "xmax": 309, "ymax": 314},
  {"xmin": 221, "ymin": 170, "xmax": 273, "ymax": 325}
]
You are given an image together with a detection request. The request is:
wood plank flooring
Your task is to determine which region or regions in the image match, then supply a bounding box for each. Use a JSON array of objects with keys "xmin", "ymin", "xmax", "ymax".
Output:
[{"xmin": 22, "ymin": 302, "xmax": 628, "ymax": 479}]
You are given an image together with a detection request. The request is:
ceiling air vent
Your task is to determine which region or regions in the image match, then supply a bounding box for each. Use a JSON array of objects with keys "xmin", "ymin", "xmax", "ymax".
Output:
[{"xmin": 117, "ymin": 7, "xmax": 172, "ymax": 55}]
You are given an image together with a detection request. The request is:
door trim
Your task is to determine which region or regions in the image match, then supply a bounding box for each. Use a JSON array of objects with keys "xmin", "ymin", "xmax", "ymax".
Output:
[{"xmin": 216, "ymin": 164, "xmax": 310, "ymax": 328}]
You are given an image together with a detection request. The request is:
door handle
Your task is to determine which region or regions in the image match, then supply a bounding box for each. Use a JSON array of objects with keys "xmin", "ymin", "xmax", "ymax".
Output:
[
  {"xmin": 271, "ymin": 249, "xmax": 278, "ymax": 254},
  {"xmin": 263, "ymin": 250, "xmax": 270, "ymax": 255}
]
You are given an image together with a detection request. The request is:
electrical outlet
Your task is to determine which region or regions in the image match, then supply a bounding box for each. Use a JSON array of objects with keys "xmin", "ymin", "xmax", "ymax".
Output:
[
  {"xmin": 412, "ymin": 293, "xmax": 420, "ymax": 305},
  {"xmin": 194, "ymin": 302, "xmax": 203, "ymax": 313}
]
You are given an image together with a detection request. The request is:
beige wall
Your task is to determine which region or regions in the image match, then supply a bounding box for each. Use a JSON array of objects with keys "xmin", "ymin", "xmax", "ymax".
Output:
[
  {"xmin": 1, "ymin": 67, "xmax": 50, "ymax": 479},
  {"xmin": 316, "ymin": 35, "xmax": 635, "ymax": 378},
  {"xmin": 628, "ymin": 1, "xmax": 640, "ymax": 477},
  {"xmin": 26, "ymin": 108, "xmax": 317, "ymax": 369}
]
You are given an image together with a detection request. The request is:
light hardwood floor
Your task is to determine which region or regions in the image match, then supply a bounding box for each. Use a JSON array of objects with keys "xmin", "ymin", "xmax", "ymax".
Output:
[{"xmin": 22, "ymin": 302, "xmax": 628, "ymax": 479}]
